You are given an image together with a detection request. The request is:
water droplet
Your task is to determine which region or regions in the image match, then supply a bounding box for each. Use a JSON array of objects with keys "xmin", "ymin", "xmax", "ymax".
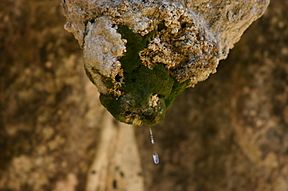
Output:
[
  {"xmin": 152, "ymin": 153, "xmax": 160, "ymax": 165},
  {"xmin": 149, "ymin": 127, "xmax": 160, "ymax": 165},
  {"xmin": 149, "ymin": 127, "xmax": 155, "ymax": 144}
]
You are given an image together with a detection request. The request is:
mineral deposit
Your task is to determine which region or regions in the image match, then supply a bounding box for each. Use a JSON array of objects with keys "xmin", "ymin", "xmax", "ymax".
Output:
[{"xmin": 62, "ymin": 0, "xmax": 269, "ymax": 125}]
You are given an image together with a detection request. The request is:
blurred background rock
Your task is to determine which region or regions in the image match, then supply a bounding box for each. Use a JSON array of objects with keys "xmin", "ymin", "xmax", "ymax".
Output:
[{"xmin": 0, "ymin": 0, "xmax": 287, "ymax": 191}]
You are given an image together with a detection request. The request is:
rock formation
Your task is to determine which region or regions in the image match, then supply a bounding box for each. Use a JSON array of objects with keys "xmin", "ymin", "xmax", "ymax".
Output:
[{"xmin": 62, "ymin": 0, "xmax": 269, "ymax": 125}]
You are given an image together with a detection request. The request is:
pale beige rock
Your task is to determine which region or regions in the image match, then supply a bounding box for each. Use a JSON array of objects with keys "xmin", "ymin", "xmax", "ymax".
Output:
[{"xmin": 62, "ymin": 0, "xmax": 269, "ymax": 87}]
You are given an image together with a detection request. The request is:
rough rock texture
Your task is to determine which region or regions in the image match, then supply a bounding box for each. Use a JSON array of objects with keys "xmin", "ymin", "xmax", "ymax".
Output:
[
  {"xmin": 1, "ymin": 1, "xmax": 144, "ymax": 190},
  {"xmin": 1, "ymin": 0, "xmax": 287, "ymax": 191},
  {"xmin": 62, "ymin": 0, "xmax": 269, "ymax": 125},
  {"xmin": 0, "ymin": 1, "xmax": 103, "ymax": 190},
  {"xmin": 136, "ymin": 1, "xmax": 288, "ymax": 190}
]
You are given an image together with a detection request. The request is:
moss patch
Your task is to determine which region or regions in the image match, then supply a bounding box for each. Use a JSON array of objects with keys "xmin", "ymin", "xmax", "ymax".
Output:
[{"xmin": 100, "ymin": 25, "xmax": 187, "ymax": 125}]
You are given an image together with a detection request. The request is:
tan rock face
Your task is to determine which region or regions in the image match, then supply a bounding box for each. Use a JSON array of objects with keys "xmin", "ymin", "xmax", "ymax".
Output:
[
  {"xmin": 62, "ymin": 0, "xmax": 269, "ymax": 125},
  {"xmin": 2, "ymin": 0, "xmax": 288, "ymax": 190}
]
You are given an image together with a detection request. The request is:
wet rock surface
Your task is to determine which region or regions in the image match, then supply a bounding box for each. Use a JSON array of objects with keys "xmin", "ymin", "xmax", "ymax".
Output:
[{"xmin": 62, "ymin": 0, "xmax": 269, "ymax": 125}]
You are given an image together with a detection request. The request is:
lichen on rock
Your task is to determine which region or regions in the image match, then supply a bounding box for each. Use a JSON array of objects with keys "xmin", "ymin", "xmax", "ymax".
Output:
[{"xmin": 62, "ymin": 0, "xmax": 269, "ymax": 125}]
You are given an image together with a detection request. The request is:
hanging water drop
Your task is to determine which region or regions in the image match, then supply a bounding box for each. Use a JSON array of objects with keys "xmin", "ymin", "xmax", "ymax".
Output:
[
  {"xmin": 152, "ymin": 153, "xmax": 160, "ymax": 165},
  {"xmin": 149, "ymin": 127, "xmax": 160, "ymax": 165}
]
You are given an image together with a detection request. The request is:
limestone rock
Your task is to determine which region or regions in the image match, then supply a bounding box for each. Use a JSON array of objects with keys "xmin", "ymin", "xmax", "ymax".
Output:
[{"xmin": 62, "ymin": 0, "xmax": 269, "ymax": 125}]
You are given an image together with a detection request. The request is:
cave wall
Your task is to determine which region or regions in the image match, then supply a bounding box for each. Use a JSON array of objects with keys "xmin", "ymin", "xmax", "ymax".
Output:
[{"xmin": 0, "ymin": 0, "xmax": 287, "ymax": 191}]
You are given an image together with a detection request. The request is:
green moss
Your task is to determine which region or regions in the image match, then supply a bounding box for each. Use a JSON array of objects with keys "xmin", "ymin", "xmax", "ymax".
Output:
[{"xmin": 100, "ymin": 25, "xmax": 187, "ymax": 125}]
